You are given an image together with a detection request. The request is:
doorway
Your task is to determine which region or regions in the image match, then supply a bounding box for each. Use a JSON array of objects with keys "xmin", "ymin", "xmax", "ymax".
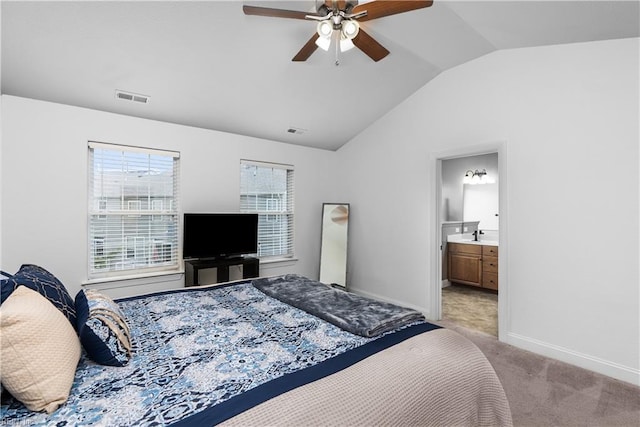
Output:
[{"xmin": 429, "ymin": 142, "xmax": 507, "ymax": 341}]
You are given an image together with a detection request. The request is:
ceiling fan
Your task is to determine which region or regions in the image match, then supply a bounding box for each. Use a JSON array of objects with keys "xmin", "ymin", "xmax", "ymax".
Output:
[{"xmin": 243, "ymin": 1, "xmax": 434, "ymax": 62}]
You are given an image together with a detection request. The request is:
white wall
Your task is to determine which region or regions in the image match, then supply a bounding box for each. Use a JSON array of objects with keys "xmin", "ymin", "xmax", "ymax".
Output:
[
  {"xmin": 1, "ymin": 96, "xmax": 338, "ymax": 298},
  {"xmin": 337, "ymin": 38, "xmax": 639, "ymax": 385}
]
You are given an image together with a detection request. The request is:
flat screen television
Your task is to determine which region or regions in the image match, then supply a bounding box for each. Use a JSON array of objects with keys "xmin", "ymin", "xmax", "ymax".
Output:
[{"xmin": 183, "ymin": 213, "xmax": 258, "ymax": 260}]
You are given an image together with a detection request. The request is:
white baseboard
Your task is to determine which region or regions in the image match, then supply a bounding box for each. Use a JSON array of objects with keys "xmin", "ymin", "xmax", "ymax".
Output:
[
  {"xmin": 507, "ymin": 332, "xmax": 640, "ymax": 386},
  {"xmin": 348, "ymin": 287, "xmax": 430, "ymax": 318},
  {"xmin": 345, "ymin": 287, "xmax": 639, "ymax": 386}
]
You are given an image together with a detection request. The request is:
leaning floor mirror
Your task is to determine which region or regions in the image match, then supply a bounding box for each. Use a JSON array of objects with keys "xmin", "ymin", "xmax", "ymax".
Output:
[{"xmin": 319, "ymin": 203, "xmax": 350, "ymax": 289}]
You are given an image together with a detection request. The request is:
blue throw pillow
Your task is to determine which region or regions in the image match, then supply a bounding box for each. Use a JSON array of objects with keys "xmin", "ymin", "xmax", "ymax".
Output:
[
  {"xmin": 1, "ymin": 270, "xmax": 15, "ymax": 304},
  {"xmin": 75, "ymin": 289, "xmax": 132, "ymax": 367},
  {"xmin": 2, "ymin": 264, "xmax": 77, "ymax": 329}
]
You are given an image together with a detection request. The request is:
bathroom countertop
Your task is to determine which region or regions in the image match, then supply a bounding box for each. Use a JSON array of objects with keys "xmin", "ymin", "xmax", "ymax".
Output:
[{"xmin": 447, "ymin": 234, "xmax": 498, "ymax": 247}]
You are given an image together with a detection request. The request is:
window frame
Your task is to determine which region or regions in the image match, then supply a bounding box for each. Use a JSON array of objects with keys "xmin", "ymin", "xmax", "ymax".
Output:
[
  {"xmin": 240, "ymin": 160, "xmax": 295, "ymax": 261},
  {"xmin": 87, "ymin": 141, "xmax": 181, "ymax": 279}
]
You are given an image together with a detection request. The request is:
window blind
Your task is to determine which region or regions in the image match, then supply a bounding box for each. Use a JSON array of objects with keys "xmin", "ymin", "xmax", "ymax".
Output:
[
  {"xmin": 240, "ymin": 160, "xmax": 294, "ymax": 259},
  {"xmin": 88, "ymin": 142, "xmax": 180, "ymax": 278}
]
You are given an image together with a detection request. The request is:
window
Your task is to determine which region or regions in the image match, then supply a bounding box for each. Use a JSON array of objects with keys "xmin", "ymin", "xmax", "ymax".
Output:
[
  {"xmin": 151, "ymin": 200, "xmax": 164, "ymax": 222},
  {"xmin": 97, "ymin": 198, "xmax": 107, "ymax": 220},
  {"xmin": 93, "ymin": 237, "xmax": 105, "ymax": 258},
  {"xmin": 88, "ymin": 142, "xmax": 180, "ymax": 278},
  {"xmin": 151, "ymin": 200, "xmax": 164, "ymax": 211},
  {"xmin": 240, "ymin": 160, "xmax": 294, "ymax": 259}
]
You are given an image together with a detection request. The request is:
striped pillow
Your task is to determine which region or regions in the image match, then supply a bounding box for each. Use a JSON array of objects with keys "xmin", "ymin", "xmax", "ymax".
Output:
[{"xmin": 75, "ymin": 289, "xmax": 132, "ymax": 367}]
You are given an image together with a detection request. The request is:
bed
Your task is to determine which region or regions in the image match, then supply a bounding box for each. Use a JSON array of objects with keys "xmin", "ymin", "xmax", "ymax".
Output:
[{"xmin": 1, "ymin": 268, "xmax": 512, "ymax": 426}]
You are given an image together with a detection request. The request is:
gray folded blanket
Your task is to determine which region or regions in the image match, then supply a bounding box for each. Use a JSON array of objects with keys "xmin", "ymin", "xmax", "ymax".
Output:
[{"xmin": 252, "ymin": 274, "xmax": 425, "ymax": 338}]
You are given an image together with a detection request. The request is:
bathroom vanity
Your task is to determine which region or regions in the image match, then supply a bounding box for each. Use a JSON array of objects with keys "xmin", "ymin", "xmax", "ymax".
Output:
[{"xmin": 447, "ymin": 239, "xmax": 498, "ymax": 291}]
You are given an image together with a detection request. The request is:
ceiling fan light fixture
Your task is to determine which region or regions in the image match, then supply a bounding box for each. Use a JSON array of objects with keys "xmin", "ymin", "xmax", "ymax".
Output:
[
  {"xmin": 315, "ymin": 20, "xmax": 333, "ymax": 51},
  {"xmin": 341, "ymin": 20, "xmax": 359, "ymax": 40},
  {"xmin": 317, "ymin": 20, "xmax": 333, "ymax": 38},
  {"xmin": 315, "ymin": 35, "xmax": 331, "ymax": 51},
  {"xmin": 340, "ymin": 37, "xmax": 355, "ymax": 52}
]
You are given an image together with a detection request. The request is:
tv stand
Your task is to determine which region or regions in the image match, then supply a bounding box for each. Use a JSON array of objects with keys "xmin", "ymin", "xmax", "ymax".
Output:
[{"xmin": 184, "ymin": 257, "xmax": 259, "ymax": 287}]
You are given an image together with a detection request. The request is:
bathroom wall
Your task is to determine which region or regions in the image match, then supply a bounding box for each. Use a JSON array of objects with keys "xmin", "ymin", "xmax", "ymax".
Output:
[{"xmin": 441, "ymin": 153, "xmax": 498, "ymax": 222}]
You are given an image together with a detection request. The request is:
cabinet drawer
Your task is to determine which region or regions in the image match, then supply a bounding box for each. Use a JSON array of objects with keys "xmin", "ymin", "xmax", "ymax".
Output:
[
  {"xmin": 483, "ymin": 272, "xmax": 498, "ymax": 290},
  {"xmin": 449, "ymin": 243, "xmax": 482, "ymax": 256},
  {"xmin": 483, "ymin": 255, "xmax": 498, "ymax": 273},
  {"xmin": 483, "ymin": 245, "xmax": 498, "ymax": 256}
]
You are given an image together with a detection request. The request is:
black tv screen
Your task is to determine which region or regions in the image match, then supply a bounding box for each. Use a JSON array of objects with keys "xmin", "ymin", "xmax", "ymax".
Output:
[{"xmin": 183, "ymin": 213, "xmax": 258, "ymax": 260}]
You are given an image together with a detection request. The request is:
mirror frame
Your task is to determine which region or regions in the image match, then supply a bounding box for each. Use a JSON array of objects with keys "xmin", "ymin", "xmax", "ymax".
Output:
[{"xmin": 319, "ymin": 203, "xmax": 350, "ymax": 288}]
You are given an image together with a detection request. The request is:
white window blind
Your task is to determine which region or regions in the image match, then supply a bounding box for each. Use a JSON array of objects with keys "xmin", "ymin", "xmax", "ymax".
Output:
[
  {"xmin": 88, "ymin": 142, "xmax": 180, "ymax": 278},
  {"xmin": 240, "ymin": 160, "xmax": 294, "ymax": 259}
]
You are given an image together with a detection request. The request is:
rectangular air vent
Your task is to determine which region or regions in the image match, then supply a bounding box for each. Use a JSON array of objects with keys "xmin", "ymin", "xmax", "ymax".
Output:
[
  {"xmin": 287, "ymin": 127, "xmax": 307, "ymax": 135},
  {"xmin": 115, "ymin": 90, "xmax": 150, "ymax": 104}
]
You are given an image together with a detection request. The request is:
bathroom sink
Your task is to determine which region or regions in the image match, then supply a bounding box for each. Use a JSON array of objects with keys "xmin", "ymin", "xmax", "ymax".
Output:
[{"xmin": 447, "ymin": 234, "xmax": 498, "ymax": 246}]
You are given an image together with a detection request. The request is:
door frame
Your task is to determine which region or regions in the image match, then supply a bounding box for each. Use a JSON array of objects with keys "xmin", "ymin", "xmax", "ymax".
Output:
[{"xmin": 428, "ymin": 141, "xmax": 508, "ymax": 342}]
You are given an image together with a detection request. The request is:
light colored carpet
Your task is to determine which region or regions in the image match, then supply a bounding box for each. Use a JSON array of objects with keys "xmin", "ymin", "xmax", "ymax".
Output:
[
  {"xmin": 437, "ymin": 320, "xmax": 640, "ymax": 427},
  {"xmin": 442, "ymin": 284, "xmax": 497, "ymax": 336}
]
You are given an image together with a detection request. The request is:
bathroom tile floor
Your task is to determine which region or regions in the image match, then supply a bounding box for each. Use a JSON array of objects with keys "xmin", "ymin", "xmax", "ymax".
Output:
[{"xmin": 442, "ymin": 284, "xmax": 498, "ymax": 336}]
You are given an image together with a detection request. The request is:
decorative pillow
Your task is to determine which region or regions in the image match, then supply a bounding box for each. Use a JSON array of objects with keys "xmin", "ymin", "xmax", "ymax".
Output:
[
  {"xmin": 0, "ymin": 285, "xmax": 81, "ymax": 413},
  {"xmin": 1, "ymin": 270, "xmax": 15, "ymax": 304},
  {"xmin": 75, "ymin": 289, "xmax": 132, "ymax": 366},
  {"xmin": 2, "ymin": 264, "xmax": 76, "ymax": 328}
]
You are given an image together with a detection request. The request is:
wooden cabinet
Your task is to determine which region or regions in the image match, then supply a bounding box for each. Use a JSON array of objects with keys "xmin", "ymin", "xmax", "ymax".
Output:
[
  {"xmin": 448, "ymin": 243, "xmax": 498, "ymax": 290},
  {"xmin": 482, "ymin": 246, "xmax": 499, "ymax": 290},
  {"xmin": 448, "ymin": 243, "xmax": 482, "ymax": 287}
]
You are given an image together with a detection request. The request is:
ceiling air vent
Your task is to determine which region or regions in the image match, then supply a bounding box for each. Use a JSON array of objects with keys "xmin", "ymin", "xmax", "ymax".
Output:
[
  {"xmin": 115, "ymin": 90, "xmax": 150, "ymax": 104},
  {"xmin": 287, "ymin": 127, "xmax": 307, "ymax": 135}
]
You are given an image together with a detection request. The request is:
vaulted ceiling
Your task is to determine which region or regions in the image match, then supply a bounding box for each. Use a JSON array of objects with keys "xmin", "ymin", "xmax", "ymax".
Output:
[{"xmin": 2, "ymin": 1, "xmax": 638, "ymax": 150}]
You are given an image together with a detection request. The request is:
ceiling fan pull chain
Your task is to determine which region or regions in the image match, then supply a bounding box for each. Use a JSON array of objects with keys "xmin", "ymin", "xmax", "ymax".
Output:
[{"xmin": 334, "ymin": 30, "xmax": 340, "ymax": 66}]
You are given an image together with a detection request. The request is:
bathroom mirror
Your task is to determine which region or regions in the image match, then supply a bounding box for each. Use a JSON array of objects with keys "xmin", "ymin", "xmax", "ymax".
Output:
[
  {"xmin": 319, "ymin": 203, "xmax": 350, "ymax": 288},
  {"xmin": 463, "ymin": 183, "xmax": 499, "ymax": 230}
]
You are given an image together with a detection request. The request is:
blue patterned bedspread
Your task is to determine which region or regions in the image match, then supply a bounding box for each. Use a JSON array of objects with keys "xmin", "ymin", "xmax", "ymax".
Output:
[{"xmin": 1, "ymin": 280, "xmax": 437, "ymax": 426}]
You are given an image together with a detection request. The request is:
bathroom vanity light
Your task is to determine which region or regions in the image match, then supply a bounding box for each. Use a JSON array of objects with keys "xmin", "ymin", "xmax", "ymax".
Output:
[{"xmin": 464, "ymin": 169, "xmax": 495, "ymax": 185}]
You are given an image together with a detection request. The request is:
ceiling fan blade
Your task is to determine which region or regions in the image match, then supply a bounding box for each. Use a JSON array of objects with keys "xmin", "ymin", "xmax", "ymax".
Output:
[
  {"xmin": 243, "ymin": 5, "xmax": 317, "ymax": 20},
  {"xmin": 352, "ymin": 0, "xmax": 433, "ymax": 22},
  {"xmin": 324, "ymin": 0, "xmax": 350, "ymax": 10},
  {"xmin": 352, "ymin": 28, "xmax": 390, "ymax": 62},
  {"xmin": 292, "ymin": 33, "xmax": 320, "ymax": 61}
]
